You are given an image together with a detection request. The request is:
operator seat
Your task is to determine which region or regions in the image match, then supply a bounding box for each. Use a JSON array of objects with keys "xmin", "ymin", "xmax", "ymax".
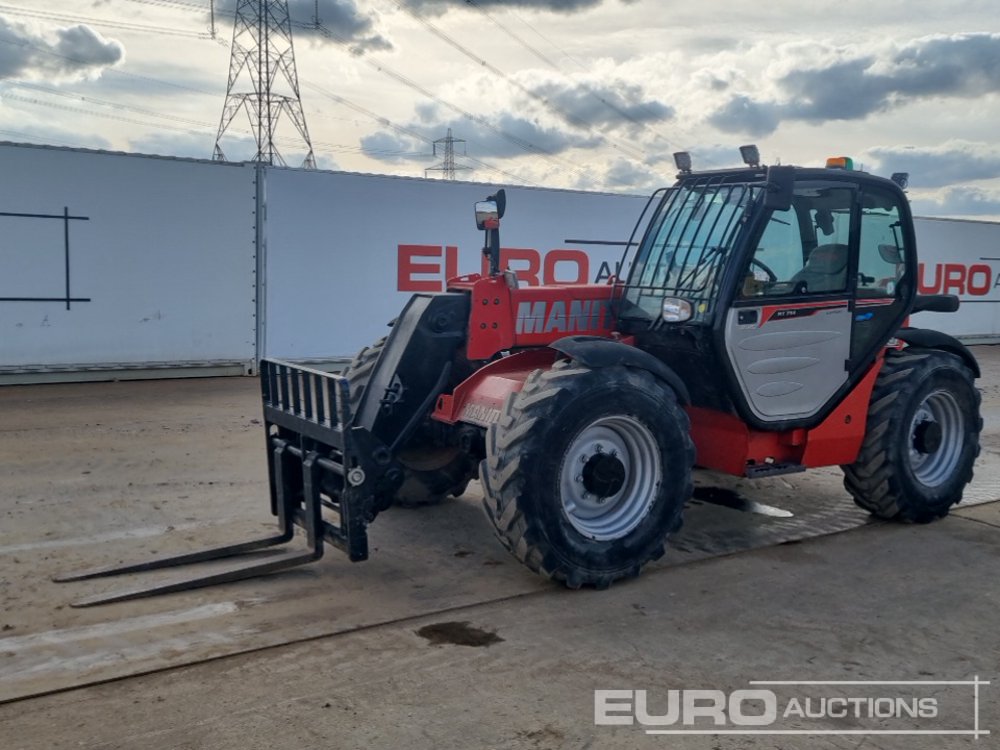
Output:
[{"xmin": 790, "ymin": 243, "xmax": 848, "ymax": 293}]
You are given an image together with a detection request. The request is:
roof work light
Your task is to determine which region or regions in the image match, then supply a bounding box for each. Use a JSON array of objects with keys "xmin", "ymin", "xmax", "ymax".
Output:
[
  {"xmin": 673, "ymin": 151, "xmax": 692, "ymax": 173},
  {"xmin": 739, "ymin": 144, "xmax": 760, "ymax": 168}
]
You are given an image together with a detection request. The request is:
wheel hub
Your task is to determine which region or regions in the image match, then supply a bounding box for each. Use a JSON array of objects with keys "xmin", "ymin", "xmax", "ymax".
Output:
[
  {"xmin": 582, "ymin": 452, "xmax": 627, "ymax": 499},
  {"xmin": 912, "ymin": 419, "xmax": 943, "ymax": 455},
  {"xmin": 908, "ymin": 390, "xmax": 965, "ymax": 487}
]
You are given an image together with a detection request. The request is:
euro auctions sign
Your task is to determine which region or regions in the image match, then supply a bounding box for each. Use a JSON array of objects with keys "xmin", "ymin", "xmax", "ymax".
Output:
[
  {"xmin": 262, "ymin": 168, "xmax": 1000, "ymax": 362},
  {"xmin": 911, "ymin": 217, "xmax": 1000, "ymax": 339},
  {"xmin": 595, "ymin": 678, "xmax": 990, "ymax": 738},
  {"xmin": 917, "ymin": 262, "xmax": 1000, "ymax": 296},
  {"xmin": 397, "ymin": 244, "xmax": 626, "ymax": 292}
]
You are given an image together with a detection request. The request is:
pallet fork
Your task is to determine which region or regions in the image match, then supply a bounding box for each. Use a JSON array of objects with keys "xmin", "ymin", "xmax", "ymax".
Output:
[{"xmin": 54, "ymin": 359, "xmax": 391, "ymax": 607}]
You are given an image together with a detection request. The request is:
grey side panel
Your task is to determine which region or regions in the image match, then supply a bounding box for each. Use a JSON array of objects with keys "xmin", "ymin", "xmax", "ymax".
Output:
[{"xmin": 725, "ymin": 305, "xmax": 851, "ymax": 421}]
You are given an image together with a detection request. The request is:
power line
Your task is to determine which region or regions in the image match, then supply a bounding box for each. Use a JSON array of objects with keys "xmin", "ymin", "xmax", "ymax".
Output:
[
  {"xmin": 464, "ymin": 0, "xmax": 715, "ymax": 165},
  {"xmin": 391, "ymin": 1, "xmax": 647, "ymax": 163},
  {"xmin": 0, "ymin": 1, "xmax": 590, "ymax": 183},
  {"xmin": 301, "ymin": 79, "xmax": 537, "ymax": 186},
  {"xmin": 0, "ymin": 11, "xmax": 523, "ymax": 178},
  {"xmin": 300, "ymin": 21, "xmax": 592, "ymax": 183},
  {"xmin": 0, "ymin": 28, "xmax": 221, "ymax": 98},
  {"xmin": 0, "ymin": 4, "xmax": 211, "ymax": 38},
  {"xmin": 1, "ymin": 83, "xmax": 367, "ymax": 157}
]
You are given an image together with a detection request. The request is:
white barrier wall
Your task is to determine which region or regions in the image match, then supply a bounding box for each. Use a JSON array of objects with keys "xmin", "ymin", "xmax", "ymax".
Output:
[
  {"xmin": 262, "ymin": 168, "xmax": 646, "ymax": 359},
  {"xmin": 0, "ymin": 144, "xmax": 257, "ymax": 373},
  {"xmin": 2, "ymin": 141, "xmax": 998, "ymax": 378},
  {"xmin": 911, "ymin": 217, "xmax": 1000, "ymax": 339}
]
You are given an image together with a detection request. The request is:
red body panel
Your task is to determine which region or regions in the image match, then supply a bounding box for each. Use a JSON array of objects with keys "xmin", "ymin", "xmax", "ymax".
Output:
[
  {"xmin": 435, "ymin": 319, "xmax": 887, "ymax": 473},
  {"xmin": 448, "ymin": 274, "xmax": 619, "ymax": 361},
  {"xmin": 687, "ymin": 355, "xmax": 884, "ymax": 474},
  {"xmin": 432, "ymin": 348, "xmax": 557, "ymax": 427},
  {"xmin": 441, "ymin": 272, "xmax": 888, "ymax": 473}
]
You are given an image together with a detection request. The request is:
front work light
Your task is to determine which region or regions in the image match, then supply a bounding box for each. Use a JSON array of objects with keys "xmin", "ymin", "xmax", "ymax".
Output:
[
  {"xmin": 673, "ymin": 151, "xmax": 692, "ymax": 173},
  {"xmin": 739, "ymin": 144, "xmax": 760, "ymax": 168},
  {"xmin": 826, "ymin": 156, "xmax": 855, "ymax": 170},
  {"xmin": 661, "ymin": 297, "xmax": 693, "ymax": 323},
  {"xmin": 890, "ymin": 172, "xmax": 909, "ymax": 189}
]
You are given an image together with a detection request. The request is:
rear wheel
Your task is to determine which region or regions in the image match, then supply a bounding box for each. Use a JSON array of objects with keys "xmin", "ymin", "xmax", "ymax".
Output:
[
  {"xmin": 843, "ymin": 348, "xmax": 981, "ymax": 522},
  {"xmin": 480, "ymin": 360, "xmax": 694, "ymax": 588},
  {"xmin": 343, "ymin": 337, "xmax": 474, "ymax": 508}
]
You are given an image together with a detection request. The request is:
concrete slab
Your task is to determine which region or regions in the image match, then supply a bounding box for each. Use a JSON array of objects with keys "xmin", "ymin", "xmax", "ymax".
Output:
[
  {"xmin": 954, "ymin": 501, "xmax": 1000, "ymax": 527},
  {"xmin": 0, "ymin": 517, "xmax": 996, "ymax": 750}
]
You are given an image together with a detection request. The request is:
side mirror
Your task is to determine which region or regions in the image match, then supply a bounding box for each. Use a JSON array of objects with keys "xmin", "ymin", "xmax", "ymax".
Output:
[
  {"xmin": 763, "ymin": 165, "xmax": 794, "ymax": 211},
  {"xmin": 475, "ymin": 200, "xmax": 499, "ymax": 230},
  {"xmin": 475, "ymin": 188, "xmax": 506, "ymax": 230}
]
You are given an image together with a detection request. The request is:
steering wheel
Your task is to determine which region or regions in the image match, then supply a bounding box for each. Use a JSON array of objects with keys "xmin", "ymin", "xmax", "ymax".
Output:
[{"xmin": 750, "ymin": 257, "xmax": 778, "ymax": 282}]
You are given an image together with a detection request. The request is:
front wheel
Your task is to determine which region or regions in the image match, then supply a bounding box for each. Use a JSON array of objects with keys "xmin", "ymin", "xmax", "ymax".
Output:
[
  {"xmin": 843, "ymin": 348, "xmax": 982, "ymax": 522},
  {"xmin": 480, "ymin": 360, "xmax": 694, "ymax": 588}
]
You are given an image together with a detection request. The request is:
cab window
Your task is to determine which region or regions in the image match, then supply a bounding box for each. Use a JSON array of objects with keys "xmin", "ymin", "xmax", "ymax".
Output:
[
  {"xmin": 740, "ymin": 185, "xmax": 854, "ymax": 297},
  {"xmin": 857, "ymin": 186, "xmax": 908, "ymax": 298}
]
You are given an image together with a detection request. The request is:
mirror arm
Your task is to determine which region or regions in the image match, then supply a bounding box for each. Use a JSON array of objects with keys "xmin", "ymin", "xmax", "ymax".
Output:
[
  {"xmin": 482, "ymin": 189, "xmax": 505, "ymax": 277},
  {"xmin": 485, "ymin": 226, "xmax": 501, "ymax": 277}
]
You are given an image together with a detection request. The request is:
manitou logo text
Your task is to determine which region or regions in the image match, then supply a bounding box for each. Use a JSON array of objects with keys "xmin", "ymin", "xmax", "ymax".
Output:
[{"xmin": 515, "ymin": 300, "xmax": 612, "ymax": 335}]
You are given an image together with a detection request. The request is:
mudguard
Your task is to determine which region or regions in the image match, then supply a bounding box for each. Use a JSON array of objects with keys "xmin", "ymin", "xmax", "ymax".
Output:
[
  {"xmin": 549, "ymin": 334, "xmax": 691, "ymax": 404},
  {"xmin": 897, "ymin": 327, "xmax": 980, "ymax": 378}
]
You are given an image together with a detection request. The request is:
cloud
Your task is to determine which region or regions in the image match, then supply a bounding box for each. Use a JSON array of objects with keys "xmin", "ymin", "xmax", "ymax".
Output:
[
  {"xmin": 707, "ymin": 33, "xmax": 1000, "ymax": 136},
  {"xmin": 600, "ymin": 157, "xmax": 662, "ymax": 191},
  {"xmin": 707, "ymin": 95, "xmax": 779, "ymax": 137},
  {"xmin": 295, "ymin": 0, "xmax": 393, "ymax": 54},
  {"xmin": 359, "ymin": 130, "xmax": 429, "ymax": 162},
  {"xmin": 0, "ymin": 18, "xmax": 123, "ymax": 81},
  {"xmin": 866, "ymin": 142, "xmax": 1000, "ymax": 188},
  {"xmin": 129, "ymin": 131, "xmax": 219, "ymax": 160},
  {"xmin": 911, "ymin": 186, "xmax": 1000, "ymax": 217},
  {"xmin": 361, "ymin": 107, "xmax": 601, "ymax": 163},
  {"xmin": 525, "ymin": 76, "xmax": 674, "ymax": 130},
  {"xmin": 214, "ymin": 0, "xmax": 391, "ymax": 55},
  {"xmin": 0, "ymin": 121, "xmax": 113, "ymax": 151}
]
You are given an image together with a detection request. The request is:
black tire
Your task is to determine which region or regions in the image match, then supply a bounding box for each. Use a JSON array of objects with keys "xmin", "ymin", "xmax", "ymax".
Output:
[
  {"xmin": 343, "ymin": 337, "xmax": 474, "ymax": 508},
  {"xmin": 843, "ymin": 347, "xmax": 982, "ymax": 523},
  {"xmin": 480, "ymin": 359, "xmax": 694, "ymax": 588}
]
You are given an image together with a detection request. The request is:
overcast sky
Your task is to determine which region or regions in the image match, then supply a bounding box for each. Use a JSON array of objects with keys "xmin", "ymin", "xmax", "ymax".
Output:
[{"xmin": 1, "ymin": 1, "xmax": 999, "ymax": 218}]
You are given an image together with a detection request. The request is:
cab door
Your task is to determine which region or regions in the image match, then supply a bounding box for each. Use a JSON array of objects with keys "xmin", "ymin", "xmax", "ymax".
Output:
[
  {"xmin": 724, "ymin": 182, "xmax": 857, "ymax": 424},
  {"xmin": 848, "ymin": 183, "xmax": 913, "ymax": 367}
]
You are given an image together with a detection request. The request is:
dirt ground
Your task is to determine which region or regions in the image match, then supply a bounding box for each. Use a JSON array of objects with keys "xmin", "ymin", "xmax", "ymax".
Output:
[{"xmin": 1, "ymin": 347, "xmax": 998, "ymax": 750}]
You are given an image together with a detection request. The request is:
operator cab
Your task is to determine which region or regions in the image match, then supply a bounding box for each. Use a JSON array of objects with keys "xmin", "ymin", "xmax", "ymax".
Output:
[{"xmin": 618, "ymin": 149, "xmax": 916, "ymax": 429}]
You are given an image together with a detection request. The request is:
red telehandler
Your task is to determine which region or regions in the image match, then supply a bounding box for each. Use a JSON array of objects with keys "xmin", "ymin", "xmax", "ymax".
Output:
[{"xmin": 58, "ymin": 148, "xmax": 981, "ymax": 605}]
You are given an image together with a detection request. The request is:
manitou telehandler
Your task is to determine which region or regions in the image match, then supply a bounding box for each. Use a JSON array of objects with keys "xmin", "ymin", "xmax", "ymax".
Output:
[{"xmin": 59, "ymin": 146, "xmax": 981, "ymax": 605}]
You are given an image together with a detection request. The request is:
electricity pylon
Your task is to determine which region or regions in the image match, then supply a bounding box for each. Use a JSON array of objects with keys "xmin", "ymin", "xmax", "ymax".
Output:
[
  {"xmin": 425, "ymin": 128, "xmax": 471, "ymax": 180},
  {"xmin": 213, "ymin": 0, "xmax": 316, "ymax": 169}
]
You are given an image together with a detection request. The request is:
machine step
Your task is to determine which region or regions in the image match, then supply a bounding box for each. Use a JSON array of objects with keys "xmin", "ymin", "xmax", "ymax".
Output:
[{"xmin": 744, "ymin": 462, "xmax": 806, "ymax": 479}]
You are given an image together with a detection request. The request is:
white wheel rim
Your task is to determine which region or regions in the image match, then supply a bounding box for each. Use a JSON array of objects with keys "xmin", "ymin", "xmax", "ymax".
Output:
[
  {"xmin": 558, "ymin": 415, "xmax": 661, "ymax": 541},
  {"xmin": 908, "ymin": 389, "xmax": 965, "ymax": 488}
]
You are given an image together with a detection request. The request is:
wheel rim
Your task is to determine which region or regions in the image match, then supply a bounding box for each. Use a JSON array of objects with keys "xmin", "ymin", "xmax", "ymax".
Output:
[
  {"xmin": 559, "ymin": 415, "xmax": 661, "ymax": 541},
  {"xmin": 908, "ymin": 389, "xmax": 965, "ymax": 487}
]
